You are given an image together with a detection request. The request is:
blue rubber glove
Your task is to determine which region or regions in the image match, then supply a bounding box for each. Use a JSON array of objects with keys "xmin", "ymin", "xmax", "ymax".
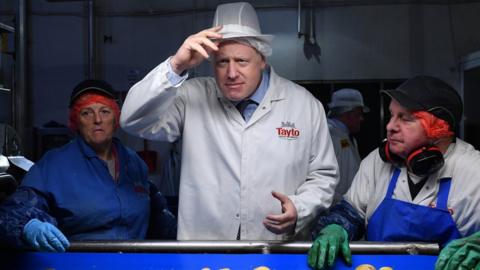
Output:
[
  {"xmin": 22, "ymin": 218, "xmax": 70, "ymax": 252},
  {"xmin": 308, "ymin": 224, "xmax": 352, "ymax": 270},
  {"xmin": 435, "ymin": 231, "xmax": 480, "ymax": 270}
]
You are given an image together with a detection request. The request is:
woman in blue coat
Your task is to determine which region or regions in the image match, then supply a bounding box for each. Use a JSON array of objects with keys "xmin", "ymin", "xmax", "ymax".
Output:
[{"xmin": 0, "ymin": 79, "xmax": 176, "ymax": 252}]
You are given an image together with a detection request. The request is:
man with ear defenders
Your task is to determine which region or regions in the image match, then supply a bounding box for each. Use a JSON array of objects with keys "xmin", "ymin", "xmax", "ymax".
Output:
[{"xmin": 308, "ymin": 75, "xmax": 480, "ymax": 270}]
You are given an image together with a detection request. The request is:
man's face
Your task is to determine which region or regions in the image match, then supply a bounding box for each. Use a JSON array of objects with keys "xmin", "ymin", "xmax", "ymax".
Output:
[
  {"xmin": 386, "ymin": 99, "xmax": 429, "ymax": 158},
  {"xmin": 213, "ymin": 41, "xmax": 266, "ymax": 101},
  {"xmin": 344, "ymin": 107, "xmax": 365, "ymax": 134},
  {"xmin": 77, "ymin": 102, "xmax": 116, "ymax": 148}
]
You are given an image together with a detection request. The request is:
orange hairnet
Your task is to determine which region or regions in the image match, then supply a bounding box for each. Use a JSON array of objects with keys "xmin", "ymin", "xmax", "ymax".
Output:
[
  {"xmin": 68, "ymin": 93, "xmax": 120, "ymax": 131},
  {"xmin": 413, "ymin": 111, "xmax": 453, "ymax": 140}
]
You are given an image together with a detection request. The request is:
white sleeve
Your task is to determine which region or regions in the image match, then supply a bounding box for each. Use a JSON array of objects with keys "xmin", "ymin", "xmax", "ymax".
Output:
[
  {"xmin": 447, "ymin": 141, "xmax": 480, "ymax": 237},
  {"xmin": 344, "ymin": 148, "xmax": 395, "ymax": 223},
  {"xmin": 289, "ymin": 100, "xmax": 339, "ymax": 233},
  {"xmin": 120, "ymin": 58, "xmax": 187, "ymax": 142}
]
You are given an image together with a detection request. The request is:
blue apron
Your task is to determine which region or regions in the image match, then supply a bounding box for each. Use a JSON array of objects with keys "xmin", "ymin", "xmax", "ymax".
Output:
[{"xmin": 367, "ymin": 168, "xmax": 462, "ymax": 247}]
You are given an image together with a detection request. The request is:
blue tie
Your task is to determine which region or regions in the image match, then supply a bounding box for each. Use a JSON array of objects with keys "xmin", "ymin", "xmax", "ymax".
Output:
[{"xmin": 236, "ymin": 99, "xmax": 257, "ymax": 120}]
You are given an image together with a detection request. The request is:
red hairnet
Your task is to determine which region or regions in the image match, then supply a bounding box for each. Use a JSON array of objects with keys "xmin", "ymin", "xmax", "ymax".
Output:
[
  {"xmin": 413, "ymin": 111, "xmax": 453, "ymax": 140},
  {"xmin": 69, "ymin": 93, "xmax": 120, "ymax": 131}
]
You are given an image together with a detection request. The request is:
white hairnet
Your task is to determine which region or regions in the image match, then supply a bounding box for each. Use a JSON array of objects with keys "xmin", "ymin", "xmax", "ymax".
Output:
[
  {"xmin": 327, "ymin": 88, "xmax": 369, "ymax": 116},
  {"xmin": 224, "ymin": 37, "xmax": 272, "ymax": 57},
  {"xmin": 212, "ymin": 2, "xmax": 274, "ymax": 57}
]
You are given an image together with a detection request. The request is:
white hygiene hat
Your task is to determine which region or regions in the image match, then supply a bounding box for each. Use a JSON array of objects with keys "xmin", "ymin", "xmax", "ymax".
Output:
[
  {"xmin": 328, "ymin": 88, "xmax": 370, "ymax": 115},
  {"xmin": 212, "ymin": 2, "xmax": 274, "ymax": 44}
]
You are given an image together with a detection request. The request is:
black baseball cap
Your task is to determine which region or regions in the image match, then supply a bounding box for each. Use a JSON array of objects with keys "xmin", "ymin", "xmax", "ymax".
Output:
[
  {"xmin": 69, "ymin": 79, "xmax": 116, "ymax": 107},
  {"xmin": 381, "ymin": 75, "xmax": 463, "ymax": 131}
]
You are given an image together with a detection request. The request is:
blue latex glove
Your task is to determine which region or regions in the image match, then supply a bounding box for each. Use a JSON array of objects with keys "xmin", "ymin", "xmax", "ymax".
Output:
[{"xmin": 22, "ymin": 218, "xmax": 70, "ymax": 252}]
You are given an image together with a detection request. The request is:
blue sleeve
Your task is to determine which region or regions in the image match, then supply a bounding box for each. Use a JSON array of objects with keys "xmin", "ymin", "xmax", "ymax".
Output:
[
  {"xmin": 146, "ymin": 182, "xmax": 177, "ymax": 239},
  {"xmin": 0, "ymin": 186, "xmax": 57, "ymax": 248},
  {"xmin": 311, "ymin": 199, "xmax": 365, "ymax": 241}
]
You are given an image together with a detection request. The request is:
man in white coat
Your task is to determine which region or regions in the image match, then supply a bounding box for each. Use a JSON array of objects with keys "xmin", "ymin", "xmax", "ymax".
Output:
[
  {"xmin": 120, "ymin": 2, "xmax": 339, "ymax": 240},
  {"xmin": 327, "ymin": 89, "xmax": 369, "ymax": 202}
]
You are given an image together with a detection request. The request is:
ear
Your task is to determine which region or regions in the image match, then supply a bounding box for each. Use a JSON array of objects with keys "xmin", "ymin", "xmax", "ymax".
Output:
[{"xmin": 259, "ymin": 54, "xmax": 267, "ymax": 69}]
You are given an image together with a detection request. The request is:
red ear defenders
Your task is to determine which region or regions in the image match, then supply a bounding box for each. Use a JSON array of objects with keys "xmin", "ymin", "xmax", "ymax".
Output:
[{"xmin": 379, "ymin": 139, "xmax": 445, "ymax": 177}]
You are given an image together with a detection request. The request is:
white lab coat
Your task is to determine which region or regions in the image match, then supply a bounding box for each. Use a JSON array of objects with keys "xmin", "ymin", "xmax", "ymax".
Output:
[
  {"xmin": 120, "ymin": 60, "xmax": 339, "ymax": 240},
  {"xmin": 345, "ymin": 138, "xmax": 480, "ymax": 237},
  {"xmin": 327, "ymin": 118, "xmax": 361, "ymax": 202}
]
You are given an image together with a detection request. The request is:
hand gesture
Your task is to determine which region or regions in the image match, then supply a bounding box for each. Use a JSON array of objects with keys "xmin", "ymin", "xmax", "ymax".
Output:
[
  {"xmin": 263, "ymin": 191, "xmax": 298, "ymax": 235},
  {"xmin": 170, "ymin": 26, "xmax": 223, "ymax": 74}
]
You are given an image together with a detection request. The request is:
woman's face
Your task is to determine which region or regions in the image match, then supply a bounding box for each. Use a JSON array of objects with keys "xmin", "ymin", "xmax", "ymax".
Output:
[{"xmin": 77, "ymin": 102, "xmax": 116, "ymax": 148}]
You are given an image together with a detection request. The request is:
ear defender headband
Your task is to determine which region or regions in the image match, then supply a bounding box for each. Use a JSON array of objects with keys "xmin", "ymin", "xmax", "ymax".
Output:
[{"xmin": 379, "ymin": 139, "xmax": 445, "ymax": 177}]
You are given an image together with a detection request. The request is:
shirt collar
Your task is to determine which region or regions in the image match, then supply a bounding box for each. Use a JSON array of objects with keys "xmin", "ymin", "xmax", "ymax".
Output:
[{"xmin": 249, "ymin": 66, "xmax": 270, "ymax": 104}]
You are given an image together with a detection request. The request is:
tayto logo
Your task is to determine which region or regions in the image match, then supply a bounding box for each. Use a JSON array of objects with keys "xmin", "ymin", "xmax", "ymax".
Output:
[{"xmin": 276, "ymin": 121, "xmax": 300, "ymax": 140}]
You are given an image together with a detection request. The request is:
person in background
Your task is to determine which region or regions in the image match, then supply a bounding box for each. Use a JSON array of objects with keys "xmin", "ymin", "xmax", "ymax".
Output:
[
  {"xmin": 308, "ymin": 75, "xmax": 480, "ymax": 270},
  {"xmin": 120, "ymin": 2, "xmax": 338, "ymax": 240},
  {"xmin": 327, "ymin": 88, "xmax": 368, "ymax": 202},
  {"xmin": 0, "ymin": 79, "xmax": 176, "ymax": 252}
]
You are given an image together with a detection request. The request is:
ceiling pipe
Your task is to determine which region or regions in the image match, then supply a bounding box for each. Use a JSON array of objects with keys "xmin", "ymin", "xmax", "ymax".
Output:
[
  {"xmin": 297, "ymin": 0, "xmax": 303, "ymax": 38},
  {"xmin": 309, "ymin": 7, "xmax": 315, "ymax": 44},
  {"xmin": 87, "ymin": 0, "xmax": 94, "ymax": 79},
  {"xmin": 14, "ymin": 0, "xmax": 27, "ymax": 155}
]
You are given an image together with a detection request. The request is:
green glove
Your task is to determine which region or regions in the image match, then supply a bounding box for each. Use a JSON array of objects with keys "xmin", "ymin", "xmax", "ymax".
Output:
[
  {"xmin": 435, "ymin": 231, "xmax": 480, "ymax": 270},
  {"xmin": 308, "ymin": 224, "xmax": 352, "ymax": 270}
]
